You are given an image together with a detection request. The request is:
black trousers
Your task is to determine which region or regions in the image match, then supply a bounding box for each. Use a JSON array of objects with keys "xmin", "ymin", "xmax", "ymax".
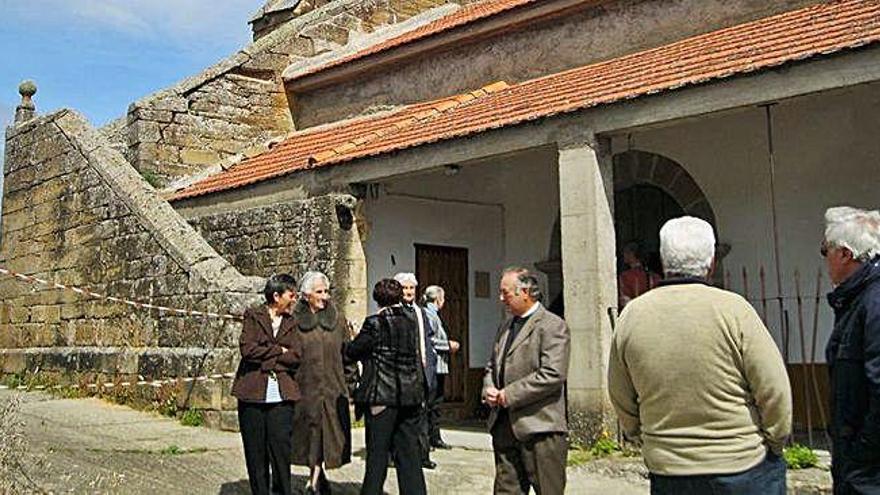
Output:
[
  {"xmin": 238, "ymin": 400, "xmax": 295, "ymax": 495},
  {"xmin": 427, "ymin": 374, "xmax": 446, "ymax": 444},
  {"xmin": 362, "ymin": 405, "xmax": 427, "ymax": 495},
  {"xmin": 831, "ymin": 439, "xmax": 880, "ymax": 495}
]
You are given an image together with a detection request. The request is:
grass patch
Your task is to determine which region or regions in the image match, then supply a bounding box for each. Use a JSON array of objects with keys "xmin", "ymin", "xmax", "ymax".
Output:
[
  {"xmin": 179, "ymin": 409, "xmax": 204, "ymax": 427},
  {"xmin": 159, "ymin": 445, "xmax": 184, "ymax": 456},
  {"xmin": 589, "ymin": 434, "xmax": 621, "ymax": 457},
  {"xmin": 140, "ymin": 169, "xmax": 164, "ymax": 188},
  {"xmin": 158, "ymin": 445, "xmax": 208, "ymax": 456},
  {"xmin": 567, "ymin": 448, "xmax": 593, "ymax": 467},
  {"xmin": 784, "ymin": 444, "xmax": 819, "ymax": 470},
  {"xmin": 352, "ymin": 418, "xmax": 365, "ymax": 429}
]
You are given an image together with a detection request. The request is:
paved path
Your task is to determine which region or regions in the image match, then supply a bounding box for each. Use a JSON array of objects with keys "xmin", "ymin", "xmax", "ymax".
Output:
[{"xmin": 1, "ymin": 389, "xmax": 648, "ymax": 494}]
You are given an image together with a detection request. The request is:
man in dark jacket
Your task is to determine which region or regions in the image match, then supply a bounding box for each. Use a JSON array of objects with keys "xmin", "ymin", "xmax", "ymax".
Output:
[
  {"xmin": 822, "ymin": 206, "xmax": 880, "ymax": 494},
  {"xmin": 394, "ymin": 272, "xmax": 439, "ymax": 470}
]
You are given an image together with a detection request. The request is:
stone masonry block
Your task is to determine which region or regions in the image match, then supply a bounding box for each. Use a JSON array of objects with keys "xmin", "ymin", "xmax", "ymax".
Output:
[
  {"xmin": 177, "ymin": 379, "xmax": 223, "ymax": 410},
  {"xmin": 180, "ymin": 148, "xmax": 220, "ymax": 166},
  {"xmin": 0, "ymin": 352, "xmax": 27, "ymax": 374},
  {"xmin": 202, "ymin": 410, "xmax": 221, "ymax": 430},
  {"xmin": 220, "ymin": 411, "xmax": 240, "ymax": 432},
  {"xmin": 29, "ymin": 305, "xmax": 61, "ymax": 324}
]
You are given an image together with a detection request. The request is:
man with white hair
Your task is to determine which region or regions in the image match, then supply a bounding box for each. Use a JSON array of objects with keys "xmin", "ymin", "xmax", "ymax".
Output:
[
  {"xmin": 393, "ymin": 272, "xmax": 438, "ymax": 470},
  {"xmin": 822, "ymin": 206, "xmax": 880, "ymax": 494},
  {"xmin": 608, "ymin": 216, "xmax": 791, "ymax": 494}
]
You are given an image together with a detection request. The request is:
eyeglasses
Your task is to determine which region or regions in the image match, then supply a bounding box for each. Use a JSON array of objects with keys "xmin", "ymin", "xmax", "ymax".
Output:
[{"xmin": 820, "ymin": 241, "xmax": 840, "ymax": 258}]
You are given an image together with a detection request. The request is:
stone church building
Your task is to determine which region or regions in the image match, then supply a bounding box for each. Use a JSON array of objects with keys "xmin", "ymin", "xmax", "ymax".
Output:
[{"xmin": 2, "ymin": 0, "xmax": 879, "ymax": 438}]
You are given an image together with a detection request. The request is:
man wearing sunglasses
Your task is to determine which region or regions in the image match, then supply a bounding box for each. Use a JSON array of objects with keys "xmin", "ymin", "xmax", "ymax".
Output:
[{"xmin": 822, "ymin": 206, "xmax": 880, "ymax": 494}]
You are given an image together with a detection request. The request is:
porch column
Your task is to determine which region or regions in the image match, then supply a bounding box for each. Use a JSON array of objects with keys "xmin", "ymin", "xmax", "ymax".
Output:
[{"xmin": 557, "ymin": 135, "xmax": 617, "ymax": 444}]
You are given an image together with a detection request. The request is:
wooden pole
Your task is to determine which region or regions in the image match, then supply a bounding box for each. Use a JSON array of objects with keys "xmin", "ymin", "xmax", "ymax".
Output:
[
  {"xmin": 760, "ymin": 266, "xmax": 769, "ymax": 323},
  {"xmin": 810, "ymin": 267, "xmax": 831, "ymax": 444},
  {"xmin": 795, "ymin": 270, "xmax": 813, "ymax": 445}
]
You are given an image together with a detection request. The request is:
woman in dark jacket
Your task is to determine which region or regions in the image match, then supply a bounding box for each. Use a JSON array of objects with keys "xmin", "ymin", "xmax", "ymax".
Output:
[
  {"xmin": 345, "ymin": 278, "xmax": 427, "ymax": 495},
  {"xmin": 231, "ymin": 273, "xmax": 302, "ymax": 495},
  {"xmin": 291, "ymin": 271, "xmax": 357, "ymax": 495}
]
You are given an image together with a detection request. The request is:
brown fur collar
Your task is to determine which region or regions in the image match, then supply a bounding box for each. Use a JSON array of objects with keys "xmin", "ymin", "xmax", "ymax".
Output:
[{"xmin": 293, "ymin": 299, "xmax": 338, "ymax": 331}]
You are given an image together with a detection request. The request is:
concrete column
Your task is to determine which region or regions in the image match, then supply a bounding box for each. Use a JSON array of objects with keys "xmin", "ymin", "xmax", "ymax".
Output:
[{"xmin": 557, "ymin": 135, "xmax": 617, "ymax": 445}]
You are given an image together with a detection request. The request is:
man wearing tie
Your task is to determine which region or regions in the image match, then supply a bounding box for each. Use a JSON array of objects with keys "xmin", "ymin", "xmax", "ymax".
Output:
[{"xmin": 483, "ymin": 267, "xmax": 571, "ymax": 495}]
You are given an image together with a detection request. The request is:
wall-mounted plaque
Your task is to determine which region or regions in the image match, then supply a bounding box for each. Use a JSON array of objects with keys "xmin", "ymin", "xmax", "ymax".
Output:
[{"xmin": 474, "ymin": 271, "xmax": 491, "ymax": 299}]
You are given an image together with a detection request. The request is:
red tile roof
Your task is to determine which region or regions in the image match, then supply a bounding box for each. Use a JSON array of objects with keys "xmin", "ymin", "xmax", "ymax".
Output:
[
  {"xmin": 291, "ymin": 0, "xmax": 543, "ymax": 81},
  {"xmin": 170, "ymin": 0, "xmax": 880, "ymax": 202}
]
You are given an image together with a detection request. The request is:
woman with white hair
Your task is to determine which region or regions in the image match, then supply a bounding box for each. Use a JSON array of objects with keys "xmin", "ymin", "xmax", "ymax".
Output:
[
  {"xmin": 290, "ymin": 271, "xmax": 356, "ymax": 495},
  {"xmin": 821, "ymin": 206, "xmax": 880, "ymax": 493}
]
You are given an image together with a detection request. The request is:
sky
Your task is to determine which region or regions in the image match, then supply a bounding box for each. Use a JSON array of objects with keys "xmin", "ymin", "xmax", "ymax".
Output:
[
  {"xmin": 0, "ymin": 0, "xmax": 260, "ymax": 130},
  {"xmin": 0, "ymin": 0, "xmax": 264, "ymax": 228}
]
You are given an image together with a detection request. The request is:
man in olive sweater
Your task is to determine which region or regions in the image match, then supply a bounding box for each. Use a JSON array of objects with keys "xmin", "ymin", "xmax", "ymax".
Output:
[{"xmin": 608, "ymin": 216, "xmax": 792, "ymax": 494}]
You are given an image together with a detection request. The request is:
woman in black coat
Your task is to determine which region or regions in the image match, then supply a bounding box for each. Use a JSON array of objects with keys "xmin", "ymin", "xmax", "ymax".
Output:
[{"xmin": 345, "ymin": 279, "xmax": 427, "ymax": 495}]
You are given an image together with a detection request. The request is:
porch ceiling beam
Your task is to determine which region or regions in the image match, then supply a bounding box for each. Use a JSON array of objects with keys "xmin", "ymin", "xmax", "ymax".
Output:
[{"xmin": 314, "ymin": 120, "xmax": 563, "ymax": 190}]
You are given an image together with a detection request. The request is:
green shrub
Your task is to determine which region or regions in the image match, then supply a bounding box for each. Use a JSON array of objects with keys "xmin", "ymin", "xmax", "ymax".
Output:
[
  {"xmin": 179, "ymin": 409, "xmax": 204, "ymax": 427},
  {"xmin": 589, "ymin": 435, "xmax": 621, "ymax": 457},
  {"xmin": 783, "ymin": 444, "xmax": 819, "ymax": 470},
  {"xmin": 153, "ymin": 385, "xmax": 178, "ymax": 418},
  {"xmin": 0, "ymin": 373, "xmax": 25, "ymax": 389}
]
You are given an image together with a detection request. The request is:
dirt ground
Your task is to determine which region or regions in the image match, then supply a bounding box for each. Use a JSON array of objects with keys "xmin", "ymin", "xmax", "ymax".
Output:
[{"xmin": 0, "ymin": 388, "xmax": 830, "ymax": 494}]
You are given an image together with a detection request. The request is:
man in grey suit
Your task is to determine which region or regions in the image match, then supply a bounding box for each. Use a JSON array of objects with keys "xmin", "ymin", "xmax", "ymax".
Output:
[{"xmin": 483, "ymin": 267, "xmax": 571, "ymax": 495}]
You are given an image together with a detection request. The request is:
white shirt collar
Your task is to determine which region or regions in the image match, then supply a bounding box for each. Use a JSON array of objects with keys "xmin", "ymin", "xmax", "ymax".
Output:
[{"xmin": 521, "ymin": 302, "xmax": 541, "ymax": 318}]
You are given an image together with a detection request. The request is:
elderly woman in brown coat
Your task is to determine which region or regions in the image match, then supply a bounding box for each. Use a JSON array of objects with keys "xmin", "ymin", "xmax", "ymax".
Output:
[
  {"xmin": 231, "ymin": 273, "xmax": 302, "ymax": 495},
  {"xmin": 291, "ymin": 271, "xmax": 357, "ymax": 495}
]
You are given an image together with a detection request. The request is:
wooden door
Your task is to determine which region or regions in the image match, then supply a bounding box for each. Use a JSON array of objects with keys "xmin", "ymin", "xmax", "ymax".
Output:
[{"xmin": 415, "ymin": 244, "xmax": 469, "ymax": 403}]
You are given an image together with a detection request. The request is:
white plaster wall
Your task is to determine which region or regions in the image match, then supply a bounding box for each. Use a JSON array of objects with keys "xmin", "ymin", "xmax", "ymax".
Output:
[
  {"xmin": 614, "ymin": 82, "xmax": 880, "ymax": 362},
  {"xmin": 362, "ymin": 147, "xmax": 560, "ymax": 367}
]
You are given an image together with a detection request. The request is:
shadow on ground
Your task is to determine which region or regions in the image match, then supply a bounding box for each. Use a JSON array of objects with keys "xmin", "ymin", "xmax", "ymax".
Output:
[{"xmin": 220, "ymin": 475, "xmax": 370, "ymax": 495}]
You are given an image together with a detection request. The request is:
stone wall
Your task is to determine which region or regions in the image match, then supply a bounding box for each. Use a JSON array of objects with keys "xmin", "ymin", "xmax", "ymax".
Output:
[
  {"xmin": 288, "ymin": 0, "xmax": 820, "ymax": 128},
  {"xmin": 0, "ymin": 110, "xmax": 264, "ymax": 427},
  {"xmin": 117, "ymin": 0, "xmax": 467, "ymax": 188},
  {"xmin": 188, "ymin": 194, "xmax": 368, "ymax": 325}
]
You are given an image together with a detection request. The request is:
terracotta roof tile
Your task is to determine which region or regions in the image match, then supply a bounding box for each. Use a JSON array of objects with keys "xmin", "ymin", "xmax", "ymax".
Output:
[
  {"xmin": 170, "ymin": 0, "xmax": 880, "ymax": 202},
  {"xmin": 291, "ymin": 0, "xmax": 542, "ymax": 81}
]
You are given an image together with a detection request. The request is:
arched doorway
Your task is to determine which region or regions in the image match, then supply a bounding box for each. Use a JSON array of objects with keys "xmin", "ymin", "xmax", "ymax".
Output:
[
  {"xmin": 537, "ymin": 150, "xmax": 722, "ymax": 312},
  {"xmin": 614, "ymin": 183, "xmax": 684, "ymax": 275},
  {"xmin": 613, "ymin": 149, "xmax": 723, "ymax": 280}
]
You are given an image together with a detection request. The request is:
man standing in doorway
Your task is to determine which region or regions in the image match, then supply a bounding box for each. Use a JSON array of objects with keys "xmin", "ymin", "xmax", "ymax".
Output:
[
  {"xmin": 483, "ymin": 267, "xmax": 570, "ymax": 495},
  {"xmin": 821, "ymin": 206, "xmax": 880, "ymax": 494},
  {"xmin": 608, "ymin": 216, "xmax": 791, "ymax": 494},
  {"xmin": 393, "ymin": 272, "xmax": 438, "ymax": 470}
]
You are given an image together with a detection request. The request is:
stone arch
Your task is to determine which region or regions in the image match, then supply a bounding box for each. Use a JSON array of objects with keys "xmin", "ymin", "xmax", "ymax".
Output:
[
  {"xmin": 612, "ymin": 150, "xmax": 715, "ymax": 224},
  {"xmin": 537, "ymin": 150, "xmax": 723, "ymax": 311}
]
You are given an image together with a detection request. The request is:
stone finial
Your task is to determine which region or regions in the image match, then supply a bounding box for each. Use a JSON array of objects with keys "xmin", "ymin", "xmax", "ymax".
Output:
[{"xmin": 14, "ymin": 80, "xmax": 37, "ymax": 124}]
